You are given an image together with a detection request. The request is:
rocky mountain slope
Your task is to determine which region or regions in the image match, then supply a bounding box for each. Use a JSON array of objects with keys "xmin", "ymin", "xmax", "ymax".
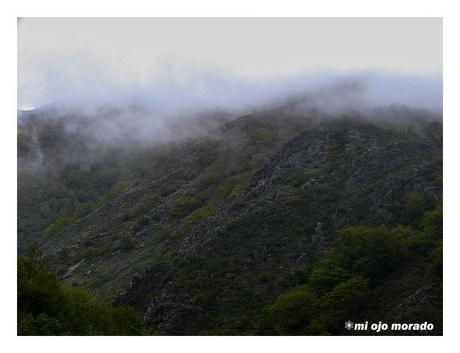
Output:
[{"xmin": 18, "ymin": 104, "xmax": 443, "ymax": 335}]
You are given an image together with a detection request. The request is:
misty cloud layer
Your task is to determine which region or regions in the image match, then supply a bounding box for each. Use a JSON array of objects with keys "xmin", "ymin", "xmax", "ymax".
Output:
[
  {"xmin": 17, "ymin": 18, "xmax": 442, "ymax": 174},
  {"xmin": 18, "ymin": 70, "xmax": 442, "ymax": 150},
  {"xmin": 21, "ymin": 67, "xmax": 443, "ymax": 114}
]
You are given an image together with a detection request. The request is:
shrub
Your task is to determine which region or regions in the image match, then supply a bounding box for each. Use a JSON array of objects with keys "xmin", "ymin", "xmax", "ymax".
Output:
[
  {"xmin": 404, "ymin": 191, "xmax": 437, "ymax": 225},
  {"xmin": 180, "ymin": 205, "xmax": 215, "ymax": 235},
  {"xmin": 74, "ymin": 202, "xmax": 95, "ymax": 220},
  {"xmin": 43, "ymin": 217, "xmax": 71, "ymax": 238},
  {"xmin": 170, "ymin": 197, "xmax": 202, "ymax": 218},
  {"xmin": 120, "ymin": 236, "xmax": 137, "ymax": 250},
  {"xmin": 133, "ymin": 215, "xmax": 150, "ymax": 232}
]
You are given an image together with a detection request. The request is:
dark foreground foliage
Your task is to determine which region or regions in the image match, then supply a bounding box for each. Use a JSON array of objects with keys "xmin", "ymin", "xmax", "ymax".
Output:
[
  {"xmin": 256, "ymin": 205, "xmax": 442, "ymax": 335},
  {"xmin": 17, "ymin": 246, "xmax": 147, "ymax": 335}
]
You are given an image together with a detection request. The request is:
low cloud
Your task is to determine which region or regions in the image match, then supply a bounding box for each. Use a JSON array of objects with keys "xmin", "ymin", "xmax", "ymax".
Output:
[{"xmin": 17, "ymin": 67, "xmax": 442, "ymax": 176}]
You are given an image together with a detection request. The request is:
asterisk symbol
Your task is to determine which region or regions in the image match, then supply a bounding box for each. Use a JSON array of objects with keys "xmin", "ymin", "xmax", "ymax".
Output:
[{"xmin": 345, "ymin": 320, "xmax": 354, "ymax": 330}]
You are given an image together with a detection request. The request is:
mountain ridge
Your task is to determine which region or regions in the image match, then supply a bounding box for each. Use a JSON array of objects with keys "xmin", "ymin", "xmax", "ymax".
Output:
[{"xmin": 18, "ymin": 104, "xmax": 442, "ymax": 334}]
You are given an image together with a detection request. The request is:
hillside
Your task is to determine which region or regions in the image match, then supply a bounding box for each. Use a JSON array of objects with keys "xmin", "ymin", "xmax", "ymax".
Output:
[{"xmin": 17, "ymin": 105, "xmax": 442, "ymax": 335}]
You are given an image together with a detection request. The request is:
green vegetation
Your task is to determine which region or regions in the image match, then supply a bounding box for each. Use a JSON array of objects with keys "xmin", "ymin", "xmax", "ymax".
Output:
[
  {"xmin": 43, "ymin": 217, "xmax": 71, "ymax": 239},
  {"xmin": 18, "ymin": 112, "xmax": 443, "ymax": 335},
  {"xmin": 169, "ymin": 197, "xmax": 203, "ymax": 218},
  {"xmin": 18, "ymin": 246, "xmax": 147, "ymax": 335},
  {"xmin": 180, "ymin": 204, "xmax": 215, "ymax": 235},
  {"xmin": 256, "ymin": 205, "xmax": 442, "ymax": 335},
  {"xmin": 404, "ymin": 191, "xmax": 437, "ymax": 225},
  {"xmin": 119, "ymin": 236, "xmax": 137, "ymax": 250}
]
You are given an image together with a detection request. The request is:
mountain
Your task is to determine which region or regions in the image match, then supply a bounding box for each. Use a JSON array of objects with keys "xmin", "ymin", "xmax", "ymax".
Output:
[{"xmin": 17, "ymin": 104, "xmax": 443, "ymax": 335}]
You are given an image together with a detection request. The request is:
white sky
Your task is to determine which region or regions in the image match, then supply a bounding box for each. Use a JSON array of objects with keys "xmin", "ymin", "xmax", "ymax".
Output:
[{"xmin": 17, "ymin": 18, "xmax": 442, "ymax": 110}]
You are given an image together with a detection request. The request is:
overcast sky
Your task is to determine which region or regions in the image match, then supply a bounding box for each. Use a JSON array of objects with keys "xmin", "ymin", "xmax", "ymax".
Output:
[{"xmin": 17, "ymin": 18, "xmax": 442, "ymax": 110}]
